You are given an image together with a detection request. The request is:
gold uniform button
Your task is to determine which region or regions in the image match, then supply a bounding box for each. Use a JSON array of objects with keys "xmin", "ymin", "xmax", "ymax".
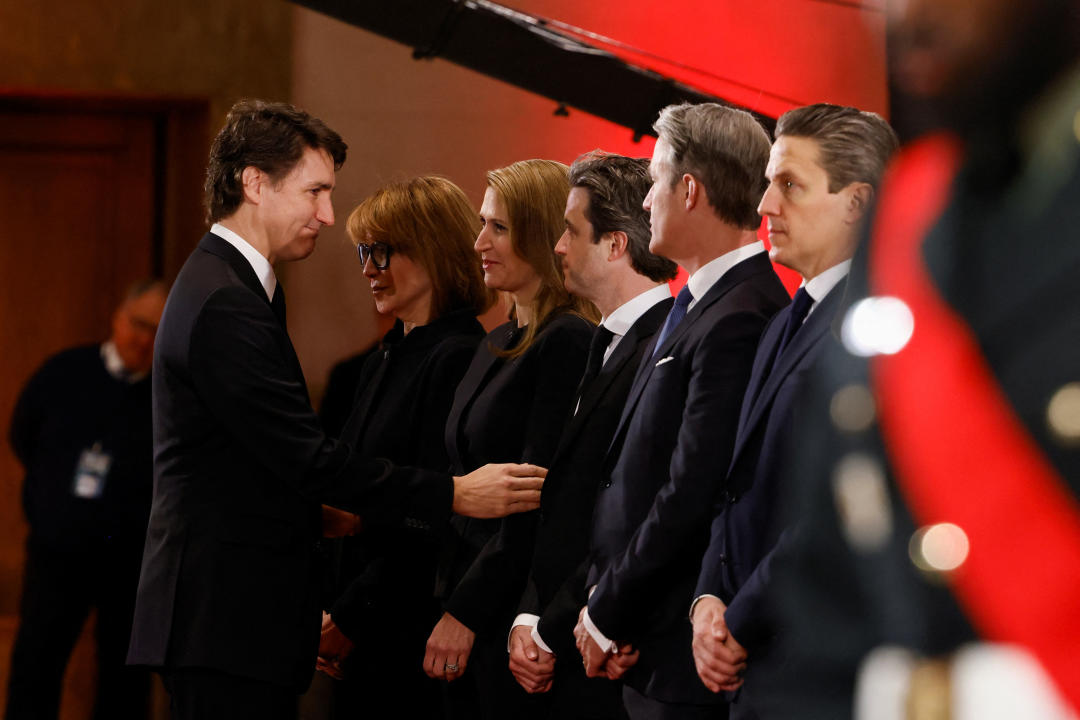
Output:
[{"xmin": 1047, "ymin": 383, "xmax": 1080, "ymax": 444}]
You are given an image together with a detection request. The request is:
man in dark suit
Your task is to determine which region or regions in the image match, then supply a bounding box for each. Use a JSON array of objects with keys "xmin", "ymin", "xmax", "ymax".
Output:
[
  {"xmin": 576, "ymin": 103, "xmax": 789, "ymax": 720},
  {"xmin": 769, "ymin": 1, "xmax": 1080, "ymax": 716},
  {"xmin": 689, "ymin": 104, "xmax": 898, "ymax": 719},
  {"xmin": 125, "ymin": 100, "xmax": 544, "ymax": 719},
  {"xmin": 506, "ymin": 152, "xmax": 677, "ymax": 718},
  {"xmin": 6, "ymin": 280, "xmax": 166, "ymax": 720}
]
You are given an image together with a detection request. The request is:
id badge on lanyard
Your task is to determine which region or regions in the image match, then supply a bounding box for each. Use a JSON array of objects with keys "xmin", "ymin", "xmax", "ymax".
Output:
[{"xmin": 73, "ymin": 442, "xmax": 111, "ymax": 499}]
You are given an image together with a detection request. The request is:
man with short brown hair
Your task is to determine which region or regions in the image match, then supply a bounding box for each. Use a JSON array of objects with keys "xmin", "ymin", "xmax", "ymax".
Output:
[{"xmin": 126, "ymin": 99, "xmax": 544, "ymax": 718}]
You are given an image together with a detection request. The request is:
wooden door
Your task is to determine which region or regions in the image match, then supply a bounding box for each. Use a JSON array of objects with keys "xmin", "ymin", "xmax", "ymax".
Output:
[{"xmin": 0, "ymin": 97, "xmax": 201, "ymax": 719}]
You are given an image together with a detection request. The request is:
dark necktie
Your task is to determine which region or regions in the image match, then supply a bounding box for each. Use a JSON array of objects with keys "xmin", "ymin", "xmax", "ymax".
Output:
[
  {"xmin": 775, "ymin": 287, "xmax": 813, "ymax": 358},
  {"xmin": 271, "ymin": 285, "xmax": 287, "ymax": 329},
  {"xmin": 574, "ymin": 325, "xmax": 615, "ymax": 411},
  {"xmin": 652, "ymin": 285, "xmax": 693, "ymax": 357}
]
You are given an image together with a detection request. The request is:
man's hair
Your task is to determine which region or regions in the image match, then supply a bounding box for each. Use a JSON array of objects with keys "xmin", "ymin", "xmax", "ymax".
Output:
[
  {"xmin": 204, "ymin": 99, "xmax": 348, "ymax": 223},
  {"xmin": 123, "ymin": 277, "xmax": 168, "ymax": 302},
  {"xmin": 346, "ymin": 175, "xmax": 495, "ymax": 318},
  {"xmin": 775, "ymin": 103, "xmax": 899, "ymax": 191},
  {"xmin": 653, "ymin": 103, "xmax": 771, "ymax": 230},
  {"xmin": 569, "ymin": 151, "xmax": 678, "ymax": 283}
]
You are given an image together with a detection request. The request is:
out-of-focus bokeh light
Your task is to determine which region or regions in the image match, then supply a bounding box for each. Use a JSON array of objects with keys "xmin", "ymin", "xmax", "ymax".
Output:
[
  {"xmin": 841, "ymin": 296, "xmax": 915, "ymax": 357},
  {"xmin": 910, "ymin": 522, "xmax": 970, "ymax": 572},
  {"xmin": 832, "ymin": 452, "xmax": 893, "ymax": 552}
]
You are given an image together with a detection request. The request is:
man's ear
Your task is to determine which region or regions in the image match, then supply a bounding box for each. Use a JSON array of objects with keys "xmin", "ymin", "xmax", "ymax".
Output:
[
  {"xmin": 606, "ymin": 231, "xmax": 629, "ymax": 262},
  {"xmin": 684, "ymin": 174, "xmax": 700, "ymax": 210},
  {"xmin": 241, "ymin": 166, "xmax": 264, "ymax": 205},
  {"xmin": 845, "ymin": 183, "xmax": 874, "ymax": 224}
]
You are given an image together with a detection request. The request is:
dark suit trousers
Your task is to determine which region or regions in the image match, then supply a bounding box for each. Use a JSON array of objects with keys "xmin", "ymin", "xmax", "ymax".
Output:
[
  {"xmin": 163, "ymin": 667, "xmax": 297, "ymax": 720},
  {"xmin": 622, "ymin": 685, "xmax": 727, "ymax": 720},
  {"xmin": 5, "ymin": 539, "xmax": 150, "ymax": 720}
]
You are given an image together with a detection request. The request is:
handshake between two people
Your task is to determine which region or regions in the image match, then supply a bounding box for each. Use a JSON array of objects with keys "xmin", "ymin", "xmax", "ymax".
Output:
[{"xmin": 321, "ymin": 462, "xmax": 549, "ymax": 539}]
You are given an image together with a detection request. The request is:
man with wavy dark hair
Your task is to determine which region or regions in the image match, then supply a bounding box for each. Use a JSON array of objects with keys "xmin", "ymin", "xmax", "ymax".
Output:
[{"xmin": 126, "ymin": 99, "xmax": 544, "ymax": 718}]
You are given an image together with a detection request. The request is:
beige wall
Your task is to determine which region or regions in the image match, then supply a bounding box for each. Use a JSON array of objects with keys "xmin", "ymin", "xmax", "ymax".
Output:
[
  {"xmin": 286, "ymin": 5, "xmax": 657, "ymax": 408},
  {"xmin": 0, "ymin": 0, "xmax": 292, "ymax": 125}
]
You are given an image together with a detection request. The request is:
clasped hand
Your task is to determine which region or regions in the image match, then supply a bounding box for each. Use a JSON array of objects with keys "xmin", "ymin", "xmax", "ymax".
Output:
[
  {"xmin": 690, "ymin": 596, "xmax": 748, "ymax": 692},
  {"xmin": 573, "ymin": 606, "xmax": 639, "ymax": 680},
  {"xmin": 508, "ymin": 625, "xmax": 555, "ymax": 693}
]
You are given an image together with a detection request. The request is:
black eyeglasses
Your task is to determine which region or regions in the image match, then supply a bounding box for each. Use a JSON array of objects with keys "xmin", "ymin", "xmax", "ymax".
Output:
[{"xmin": 357, "ymin": 242, "xmax": 392, "ymax": 270}]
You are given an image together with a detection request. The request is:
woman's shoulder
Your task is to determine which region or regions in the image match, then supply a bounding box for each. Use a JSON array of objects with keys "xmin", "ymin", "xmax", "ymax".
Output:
[{"xmin": 537, "ymin": 311, "xmax": 595, "ymax": 343}]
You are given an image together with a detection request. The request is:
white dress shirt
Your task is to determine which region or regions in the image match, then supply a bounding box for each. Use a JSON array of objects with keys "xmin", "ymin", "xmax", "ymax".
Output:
[
  {"xmin": 801, "ymin": 259, "xmax": 852, "ymax": 321},
  {"xmin": 211, "ymin": 222, "xmax": 277, "ymax": 301}
]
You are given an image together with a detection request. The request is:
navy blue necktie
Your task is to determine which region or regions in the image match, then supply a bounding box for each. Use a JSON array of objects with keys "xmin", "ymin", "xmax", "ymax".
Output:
[
  {"xmin": 652, "ymin": 285, "xmax": 693, "ymax": 357},
  {"xmin": 776, "ymin": 287, "xmax": 813, "ymax": 358}
]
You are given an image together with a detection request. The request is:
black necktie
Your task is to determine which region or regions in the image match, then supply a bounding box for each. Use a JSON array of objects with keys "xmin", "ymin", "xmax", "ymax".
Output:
[
  {"xmin": 271, "ymin": 286, "xmax": 287, "ymax": 329},
  {"xmin": 574, "ymin": 325, "xmax": 615, "ymax": 410},
  {"xmin": 652, "ymin": 285, "xmax": 693, "ymax": 358},
  {"xmin": 776, "ymin": 287, "xmax": 813, "ymax": 358}
]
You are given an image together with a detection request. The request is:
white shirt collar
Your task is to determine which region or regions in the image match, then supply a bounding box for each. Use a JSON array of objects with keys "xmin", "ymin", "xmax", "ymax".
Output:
[
  {"xmin": 802, "ymin": 259, "xmax": 852, "ymax": 304},
  {"xmin": 101, "ymin": 341, "xmax": 147, "ymax": 383},
  {"xmin": 211, "ymin": 222, "xmax": 277, "ymax": 301},
  {"xmin": 686, "ymin": 240, "xmax": 766, "ymax": 308},
  {"xmin": 601, "ymin": 284, "xmax": 673, "ymax": 337}
]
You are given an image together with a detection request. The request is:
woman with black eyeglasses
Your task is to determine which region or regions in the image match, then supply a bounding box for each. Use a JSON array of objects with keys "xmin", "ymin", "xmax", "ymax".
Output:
[{"xmin": 316, "ymin": 175, "xmax": 495, "ymax": 718}]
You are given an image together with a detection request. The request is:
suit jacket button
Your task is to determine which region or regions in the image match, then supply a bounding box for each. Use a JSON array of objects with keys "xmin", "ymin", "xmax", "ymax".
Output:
[{"xmin": 602, "ymin": 480, "xmax": 612, "ymax": 489}]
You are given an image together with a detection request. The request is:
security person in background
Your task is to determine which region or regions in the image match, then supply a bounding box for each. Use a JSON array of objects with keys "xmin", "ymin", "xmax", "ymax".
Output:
[{"xmin": 6, "ymin": 278, "xmax": 168, "ymax": 720}]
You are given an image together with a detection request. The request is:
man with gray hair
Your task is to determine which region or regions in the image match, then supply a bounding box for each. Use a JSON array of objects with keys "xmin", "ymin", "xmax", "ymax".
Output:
[
  {"xmin": 690, "ymin": 103, "xmax": 897, "ymax": 719},
  {"xmin": 575, "ymin": 104, "xmax": 789, "ymax": 719}
]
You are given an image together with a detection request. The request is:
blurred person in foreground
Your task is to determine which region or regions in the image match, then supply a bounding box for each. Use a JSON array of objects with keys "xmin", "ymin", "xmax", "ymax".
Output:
[
  {"xmin": 771, "ymin": 1, "xmax": 1080, "ymax": 718},
  {"xmin": 317, "ymin": 175, "xmax": 495, "ymax": 717},
  {"xmin": 125, "ymin": 100, "xmax": 544, "ymax": 719},
  {"xmin": 507, "ymin": 151, "xmax": 677, "ymax": 719},
  {"xmin": 426, "ymin": 159, "xmax": 597, "ymax": 719},
  {"xmin": 6, "ymin": 279, "xmax": 167, "ymax": 720}
]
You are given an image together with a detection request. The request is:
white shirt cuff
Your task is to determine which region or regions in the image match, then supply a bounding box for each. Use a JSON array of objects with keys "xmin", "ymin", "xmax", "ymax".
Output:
[
  {"xmin": 689, "ymin": 593, "xmax": 722, "ymax": 622},
  {"xmin": 501, "ymin": 613, "xmax": 544, "ymax": 656},
  {"xmin": 583, "ymin": 607, "xmax": 617, "ymax": 654}
]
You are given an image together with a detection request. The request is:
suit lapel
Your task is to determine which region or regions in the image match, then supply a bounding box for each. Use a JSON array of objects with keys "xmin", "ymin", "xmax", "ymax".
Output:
[
  {"xmin": 444, "ymin": 329, "xmax": 509, "ymax": 471},
  {"xmin": 730, "ymin": 280, "xmax": 846, "ymax": 466},
  {"xmin": 200, "ymin": 233, "xmax": 273, "ymax": 307},
  {"xmin": 606, "ymin": 254, "xmax": 773, "ymax": 464},
  {"xmin": 554, "ymin": 298, "xmax": 671, "ymax": 463},
  {"xmin": 199, "ymin": 232, "xmax": 310, "ymax": 402}
]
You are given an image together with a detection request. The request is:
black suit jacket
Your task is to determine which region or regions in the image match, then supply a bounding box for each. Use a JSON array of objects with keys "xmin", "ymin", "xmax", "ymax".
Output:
[
  {"xmin": 696, "ymin": 280, "xmax": 846, "ymax": 652},
  {"xmin": 587, "ymin": 252, "xmax": 788, "ymax": 704},
  {"xmin": 437, "ymin": 313, "xmax": 592, "ymax": 637},
  {"xmin": 127, "ymin": 233, "xmax": 452, "ymax": 690},
  {"xmin": 517, "ymin": 297, "xmax": 672, "ymax": 660}
]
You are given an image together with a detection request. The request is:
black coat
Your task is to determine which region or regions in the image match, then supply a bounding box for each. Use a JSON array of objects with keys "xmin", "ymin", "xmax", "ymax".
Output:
[
  {"xmin": 126, "ymin": 233, "xmax": 452, "ymax": 690},
  {"xmin": 437, "ymin": 313, "xmax": 592, "ymax": 636},
  {"xmin": 330, "ymin": 310, "xmax": 485, "ymax": 637},
  {"xmin": 587, "ymin": 252, "xmax": 788, "ymax": 705}
]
